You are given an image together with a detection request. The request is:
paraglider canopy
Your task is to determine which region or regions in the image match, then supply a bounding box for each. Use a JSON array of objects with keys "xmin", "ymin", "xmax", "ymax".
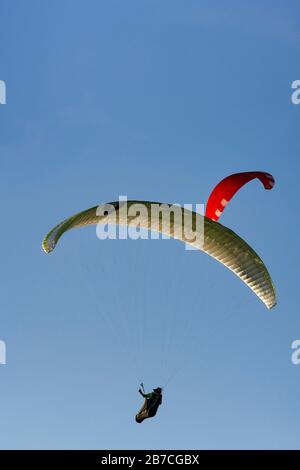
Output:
[{"xmin": 42, "ymin": 199, "xmax": 276, "ymax": 309}]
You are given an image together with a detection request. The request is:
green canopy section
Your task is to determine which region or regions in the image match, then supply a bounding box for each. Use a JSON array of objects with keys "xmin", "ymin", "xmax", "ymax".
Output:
[{"xmin": 42, "ymin": 200, "xmax": 276, "ymax": 310}]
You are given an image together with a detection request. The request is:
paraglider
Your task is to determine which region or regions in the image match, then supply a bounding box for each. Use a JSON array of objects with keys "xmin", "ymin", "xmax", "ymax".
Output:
[
  {"xmin": 135, "ymin": 385, "xmax": 163, "ymax": 423},
  {"xmin": 42, "ymin": 170, "xmax": 277, "ymax": 425},
  {"xmin": 205, "ymin": 171, "xmax": 275, "ymax": 222}
]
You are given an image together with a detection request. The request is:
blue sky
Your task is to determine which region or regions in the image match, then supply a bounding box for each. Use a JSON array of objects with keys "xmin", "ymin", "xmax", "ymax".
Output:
[{"xmin": 0, "ymin": 0, "xmax": 300, "ymax": 449}]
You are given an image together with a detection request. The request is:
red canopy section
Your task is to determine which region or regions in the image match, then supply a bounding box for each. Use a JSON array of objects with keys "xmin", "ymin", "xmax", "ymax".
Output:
[{"xmin": 205, "ymin": 171, "xmax": 275, "ymax": 221}]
